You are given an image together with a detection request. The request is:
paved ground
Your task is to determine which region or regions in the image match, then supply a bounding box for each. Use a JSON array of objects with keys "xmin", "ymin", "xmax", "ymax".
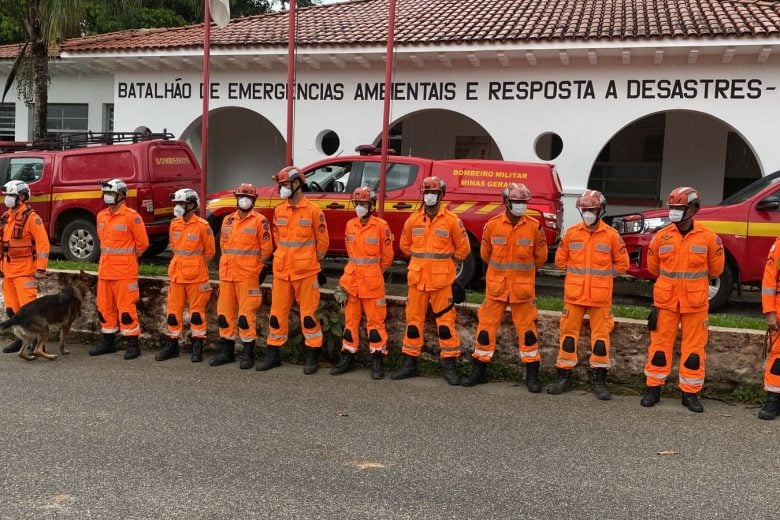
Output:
[{"xmin": 0, "ymin": 347, "xmax": 777, "ymax": 519}]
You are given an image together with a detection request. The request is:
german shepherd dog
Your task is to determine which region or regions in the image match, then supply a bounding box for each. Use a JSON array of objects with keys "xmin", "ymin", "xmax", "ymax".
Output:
[{"xmin": 0, "ymin": 271, "xmax": 91, "ymax": 361}]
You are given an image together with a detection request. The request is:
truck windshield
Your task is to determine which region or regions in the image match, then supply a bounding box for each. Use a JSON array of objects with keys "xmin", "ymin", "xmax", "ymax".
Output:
[{"xmin": 720, "ymin": 170, "xmax": 780, "ymax": 205}]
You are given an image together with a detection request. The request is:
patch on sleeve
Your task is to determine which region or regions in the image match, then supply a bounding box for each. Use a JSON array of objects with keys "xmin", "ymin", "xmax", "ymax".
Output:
[
  {"xmin": 716, "ymin": 236, "xmax": 722, "ymax": 245},
  {"xmin": 319, "ymin": 214, "xmax": 325, "ymax": 222},
  {"xmin": 263, "ymin": 220, "xmax": 270, "ymax": 230},
  {"xmin": 134, "ymin": 217, "xmax": 142, "ymax": 224},
  {"xmin": 35, "ymin": 218, "xmax": 42, "ymax": 225},
  {"xmin": 263, "ymin": 232, "xmax": 271, "ymax": 241},
  {"xmin": 318, "ymin": 224, "xmax": 326, "ymax": 233}
]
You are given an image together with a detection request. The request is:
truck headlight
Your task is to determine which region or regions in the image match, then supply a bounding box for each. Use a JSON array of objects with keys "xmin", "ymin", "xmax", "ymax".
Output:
[{"xmin": 643, "ymin": 217, "xmax": 670, "ymax": 233}]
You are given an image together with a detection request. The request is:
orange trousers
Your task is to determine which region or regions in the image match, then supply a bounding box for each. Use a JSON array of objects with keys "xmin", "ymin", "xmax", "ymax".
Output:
[
  {"xmin": 166, "ymin": 282, "xmax": 212, "ymax": 339},
  {"xmin": 217, "ymin": 279, "xmax": 262, "ymax": 342},
  {"xmin": 644, "ymin": 308, "xmax": 709, "ymax": 393},
  {"xmin": 764, "ymin": 331, "xmax": 780, "ymax": 394},
  {"xmin": 268, "ymin": 274, "xmax": 322, "ymax": 348},
  {"xmin": 3, "ymin": 275, "xmax": 37, "ymax": 316},
  {"xmin": 556, "ymin": 304, "xmax": 614, "ymax": 369},
  {"xmin": 342, "ymin": 295, "xmax": 387, "ymax": 354},
  {"xmin": 97, "ymin": 278, "xmax": 140, "ymax": 337},
  {"xmin": 473, "ymin": 298, "xmax": 539, "ymax": 363},
  {"xmin": 403, "ymin": 285, "xmax": 460, "ymax": 359}
]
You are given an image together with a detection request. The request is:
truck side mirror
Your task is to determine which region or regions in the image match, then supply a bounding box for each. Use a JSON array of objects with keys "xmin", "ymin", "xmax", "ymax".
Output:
[{"xmin": 756, "ymin": 195, "xmax": 780, "ymax": 212}]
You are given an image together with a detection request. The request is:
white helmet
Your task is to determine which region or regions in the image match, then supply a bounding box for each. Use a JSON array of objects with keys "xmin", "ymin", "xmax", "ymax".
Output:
[
  {"xmin": 100, "ymin": 178, "xmax": 128, "ymax": 194},
  {"xmin": 171, "ymin": 188, "xmax": 199, "ymax": 205},
  {"xmin": 2, "ymin": 180, "xmax": 30, "ymax": 197}
]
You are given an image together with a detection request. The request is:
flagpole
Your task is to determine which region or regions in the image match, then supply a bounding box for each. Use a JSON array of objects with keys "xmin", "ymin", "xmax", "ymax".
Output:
[
  {"xmin": 286, "ymin": 0, "xmax": 296, "ymax": 166},
  {"xmin": 377, "ymin": 0, "xmax": 397, "ymax": 218},
  {"xmin": 200, "ymin": 0, "xmax": 211, "ymax": 217}
]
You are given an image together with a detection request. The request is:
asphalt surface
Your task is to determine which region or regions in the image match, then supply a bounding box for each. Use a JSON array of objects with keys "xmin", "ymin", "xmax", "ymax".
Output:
[{"xmin": 0, "ymin": 348, "xmax": 777, "ymax": 519}]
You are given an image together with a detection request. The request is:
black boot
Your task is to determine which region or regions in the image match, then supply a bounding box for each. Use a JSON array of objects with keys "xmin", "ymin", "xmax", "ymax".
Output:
[
  {"xmin": 525, "ymin": 361, "xmax": 542, "ymax": 393},
  {"xmin": 209, "ymin": 338, "xmax": 236, "ymax": 366},
  {"xmin": 239, "ymin": 341, "xmax": 255, "ymax": 370},
  {"xmin": 155, "ymin": 337, "xmax": 179, "ymax": 361},
  {"xmin": 2, "ymin": 338, "xmax": 22, "ymax": 353},
  {"xmin": 681, "ymin": 392, "xmax": 704, "ymax": 413},
  {"xmin": 592, "ymin": 368, "xmax": 612, "ymax": 401},
  {"xmin": 640, "ymin": 386, "xmax": 661, "ymax": 407},
  {"xmin": 89, "ymin": 333, "xmax": 117, "ymax": 356},
  {"xmin": 391, "ymin": 354, "xmax": 419, "ymax": 380},
  {"xmin": 758, "ymin": 392, "xmax": 780, "ymax": 420},
  {"xmin": 124, "ymin": 336, "xmax": 141, "ymax": 360},
  {"xmin": 303, "ymin": 347, "xmax": 320, "ymax": 375},
  {"xmin": 461, "ymin": 359, "xmax": 488, "ymax": 387},
  {"xmin": 441, "ymin": 358, "xmax": 461, "ymax": 386},
  {"xmin": 191, "ymin": 337, "xmax": 203, "ymax": 363},
  {"xmin": 371, "ymin": 351, "xmax": 385, "ymax": 380},
  {"xmin": 546, "ymin": 368, "xmax": 574, "ymax": 395},
  {"xmin": 256, "ymin": 346, "xmax": 282, "ymax": 371},
  {"xmin": 330, "ymin": 351, "xmax": 355, "ymax": 375}
]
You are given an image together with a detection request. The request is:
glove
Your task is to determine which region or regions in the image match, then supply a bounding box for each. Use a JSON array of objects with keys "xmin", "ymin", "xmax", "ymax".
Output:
[
  {"xmin": 334, "ymin": 285, "xmax": 348, "ymax": 305},
  {"xmin": 258, "ymin": 265, "xmax": 269, "ymax": 286},
  {"xmin": 646, "ymin": 306, "xmax": 659, "ymax": 331},
  {"xmin": 452, "ymin": 282, "xmax": 466, "ymax": 304},
  {"xmin": 317, "ymin": 271, "xmax": 327, "ymax": 287}
]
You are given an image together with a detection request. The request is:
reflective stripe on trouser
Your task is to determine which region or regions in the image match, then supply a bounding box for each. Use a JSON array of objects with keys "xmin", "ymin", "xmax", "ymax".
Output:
[
  {"xmin": 644, "ymin": 308, "xmax": 709, "ymax": 393},
  {"xmin": 403, "ymin": 285, "xmax": 460, "ymax": 359},
  {"xmin": 556, "ymin": 304, "xmax": 615, "ymax": 369},
  {"xmin": 342, "ymin": 295, "xmax": 388, "ymax": 354},
  {"xmin": 2, "ymin": 275, "xmax": 37, "ymax": 315},
  {"xmin": 97, "ymin": 278, "xmax": 140, "ymax": 336},
  {"xmin": 764, "ymin": 331, "xmax": 780, "ymax": 393},
  {"xmin": 472, "ymin": 298, "xmax": 539, "ymax": 363},
  {"xmin": 217, "ymin": 279, "xmax": 262, "ymax": 342},
  {"xmin": 166, "ymin": 282, "xmax": 213, "ymax": 339},
  {"xmin": 267, "ymin": 274, "xmax": 322, "ymax": 348}
]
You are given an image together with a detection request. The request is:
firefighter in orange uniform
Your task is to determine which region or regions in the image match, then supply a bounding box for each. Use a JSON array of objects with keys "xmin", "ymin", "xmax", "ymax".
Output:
[
  {"xmin": 331, "ymin": 187, "xmax": 394, "ymax": 379},
  {"xmin": 89, "ymin": 179, "xmax": 149, "ymax": 359},
  {"xmin": 257, "ymin": 166, "xmax": 329, "ymax": 375},
  {"xmin": 546, "ymin": 190, "xmax": 629, "ymax": 399},
  {"xmin": 0, "ymin": 180, "xmax": 50, "ymax": 354},
  {"xmin": 155, "ymin": 189, "xmax": 215, "ymax": 363},
  {"xmin": 461, "ymin": 183, "xmax": 547, "ymax": 391},
  {"xmin": 758, "ymin": 237, "xmax": 780, "ymax": 420},
  {"xmin": 641, "ymin": 186, "xmax": 724, "ymax": 413},
  {"xmin": 391, "ymin": 176, "xmax": 471, "ymax": 385},
  {"xmin": 209, "ymin": 183, "xmax": 273, "ymax": 369}
]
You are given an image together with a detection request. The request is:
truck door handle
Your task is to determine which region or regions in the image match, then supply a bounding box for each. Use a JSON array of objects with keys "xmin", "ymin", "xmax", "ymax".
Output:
[
  {"xmin": 327, "ymin": 202, "xmax": 345, "ymax": 209},
  {"xmin": 393, "ymin": 202, "xmax": 412, "ymax": 209}
]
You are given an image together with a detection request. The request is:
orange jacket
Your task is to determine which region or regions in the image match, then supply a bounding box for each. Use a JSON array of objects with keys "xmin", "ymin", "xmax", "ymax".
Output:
[
  {"xmin": 97, "ymin": 204, "xmax": 149, "ymax": 280},
  {"xmin": 555, "ymin": 220, "xmax": 629, "ymax": 307},
  {"xmin": 339, "ymin": 215, "xmax": 394, "ymax": 299},
  {"xmin": 761, "ymin": 237, "xmax": 780, "ymax": 313},
  {"xmin": 0, "ymin": 202, "xmax": 50, "ymax": 277},
  {"xmin": 219, "ymin": 210, "xmax": 273, "ymax": 282},
  {"xmin": 169, "ymin": 215, "xmax": 216, "ymax": 284},
  {"xmin": 481, "ymin": 212, "xmax": 547, "ymax": 303},
  {"xmin": 400, "ymin": 206, "xmax": 471, "ymax": 291},
  {"xmin": 648, "ymin": 222, "xmax": 724, "ymax": 313},
  {"xmin": 272, "ymin": 197, "xmax": 329, "ymax": 281}
]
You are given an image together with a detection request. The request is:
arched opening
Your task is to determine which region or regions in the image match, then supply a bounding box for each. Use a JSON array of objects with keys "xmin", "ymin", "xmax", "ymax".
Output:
[
  {"xmin": 373, "ymin": 109, "xmax": 503, "ymax": 160},
  {"xmin": 180, "ymin": 107, "xmax": 285, "ymax": 194},
  {"xmin": 589, "ymin": 110, "xmax": 761, "ymax": 215}
]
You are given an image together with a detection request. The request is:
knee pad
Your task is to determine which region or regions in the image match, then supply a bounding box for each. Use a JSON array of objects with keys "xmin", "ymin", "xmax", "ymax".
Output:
[
  {"xmin": 303, "ymin": 316, "xmax": 316, "ymax": 329},
  {"xmin": 5, "ymin": 308, "xmax": 14, "ymax": 319},
  {"xmin": 406, "ymin": 325, "xmax": 420, "ymax": 339},
  {"xmin": 269, "ymin": 315, "xmax": 280, "ymax": 329},
  {"xmin": 217, "ymin": 314, "xmax": 229, "ymax": 329},
  {"xmin": 562, "ymin": 336, "xmax": 576, "ymax": 353},
  {"xmin": 342, "ymin": 329, "xmax": 353, "ymax": 342},
  {"xmin": 369, "ymin": 329, "xmax": 381, "ymax": 343},
  {"xmin": 438, "ymin": 325, "xmax": 452, "ymax": 340},
  {"xmin": 191, "ymin": 312, "xmax": 203, "ymax": 325},
  {"xmin": 477, "ymin": 330, "xmax": 490, "ymax": 346},
  {"xmin": 166, "ymin": 314, "xmax": 178, "ymax": 326},
  {"xmin": 770, "ymin": 358, "xmax": 780, "ymax": 376},
  {"xmin": 97, "ymin": 311, "xmax": 105, "ymax": 323},
  {"xmin": 238, "ymin": 315, "xmax": 250, "ymax": 330},
  {"xmin": 651, "ymin": 351, "xmax": 667, "ymax": 367},
  {"xmin": 593, "ymin": 340, "xmax": 607, "ymax": 357},
  {"xmin": 524, "ymin": 331, "xmax": 537, "ymax": 346},
  {"xmin": 121, "ymin": 312, "xmax": 133, "ymax": 325},
  {"xmin": 683, "ymin": 353, "xmax": 701, "ymax": 371}
]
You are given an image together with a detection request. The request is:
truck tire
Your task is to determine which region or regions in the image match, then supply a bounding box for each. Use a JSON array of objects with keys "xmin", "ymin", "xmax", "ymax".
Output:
[
  {"xmin": 708, "ymin": 262, "xmax": 734, "ymax": 312},
  {"xmin": 142, "ymin": 238, "xmax": 169, "ymax": 258},
  {"xmin": 455, "ymin": 247, "xmax": 479, "ymax": 288},
  {"xmin": 61, "ymin": 219, "xmax": 100, "ymax": 263},
  {"xmin": 209, "ymin": 215, "xmax": 224, "ymax": 267}
]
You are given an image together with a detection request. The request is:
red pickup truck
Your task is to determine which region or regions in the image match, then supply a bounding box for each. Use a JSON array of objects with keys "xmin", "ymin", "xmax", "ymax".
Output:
[
  {"xmin": 206, "ymin": 148, "xmax": 564, "ymax": 285},
  {"xmin": 609, "ymin": 170, "xmax": 780, "ymax": 310}
]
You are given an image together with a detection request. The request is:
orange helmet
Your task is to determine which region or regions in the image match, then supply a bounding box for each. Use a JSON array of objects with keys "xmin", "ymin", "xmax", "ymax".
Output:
[
  {"xmin": 420, "ymin": 176, "xmax": 446, "ymax": 194},
  {"xmin": 234, "ymin": 183, "xmax": 257, "ymax": 198},
  {"xmin": 668, "ymin": 186, "xmax": 700, "ymax": 207},
  {"xmin": 576, "ymin": 189, "xmax": 606, "ymax": 210},
  {"xmin": 351, "ymin": 186, "xmax": 376, "ymax": 203},
  {"xmin": 502, "ymin": 183, "xmax": 532, "ymax": 202},
  {"xmin": 272, "ymin": 166, "xmax": 304, "ymax": 184}
]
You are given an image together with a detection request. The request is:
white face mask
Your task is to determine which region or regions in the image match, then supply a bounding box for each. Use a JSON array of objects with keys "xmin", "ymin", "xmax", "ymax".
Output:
[
  {"xmin": 669, "ymin": 209, "xmax": 685, "ymax": 223},
  {"xmin": 582, "ymin": 211, "xmax": 598, "ymax": 226},
  {"xmin": 4, "ymin": 195, "xmax": 17, "ymax": 209},
  {"xmin": 237, "ymin": 197, "xmax": 253, "ymax": 211},
  {"xmin": 279, "ymin": 186, "xmax": 292, "ymax": 199},
  {"xmin": 423, "ymin": 193, "xmax": 439, "ymax": 207},
  {"xmin": 355, "ymin": 205, "xmax": 369, "ymax": 219},
  {"xmin": 103, "ymin": 193, "xmax": 116, "ymax": 205},
  {"xmin": 173, "ymin": 204, "xmax": 186, "ymax": 218},
  {"xmin": 510, "ymin": 203, "xmax": 527, "ymax": 217}
]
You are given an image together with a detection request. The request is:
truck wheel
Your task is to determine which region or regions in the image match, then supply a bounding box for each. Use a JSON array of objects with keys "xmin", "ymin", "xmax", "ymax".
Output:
[
  {"xmin": 62, "ymin": 219, "xmax": 99, "ymax": 263},
  {"xmin": 209, "ymin": 216, "xmax": 224, "ymax": 267},
  {"xmin": 708, "ymin": 262, "xmax": 734, "ymax": 312},
  {"xmin": 455, "ymin": 248, "xmax": 478, "ymax": 288}
]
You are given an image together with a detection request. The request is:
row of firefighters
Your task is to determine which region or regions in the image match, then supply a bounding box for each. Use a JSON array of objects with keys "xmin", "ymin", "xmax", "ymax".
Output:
[{"xmin": 1, "ymin": 170, "xmax": 779, "ymax": 420}]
